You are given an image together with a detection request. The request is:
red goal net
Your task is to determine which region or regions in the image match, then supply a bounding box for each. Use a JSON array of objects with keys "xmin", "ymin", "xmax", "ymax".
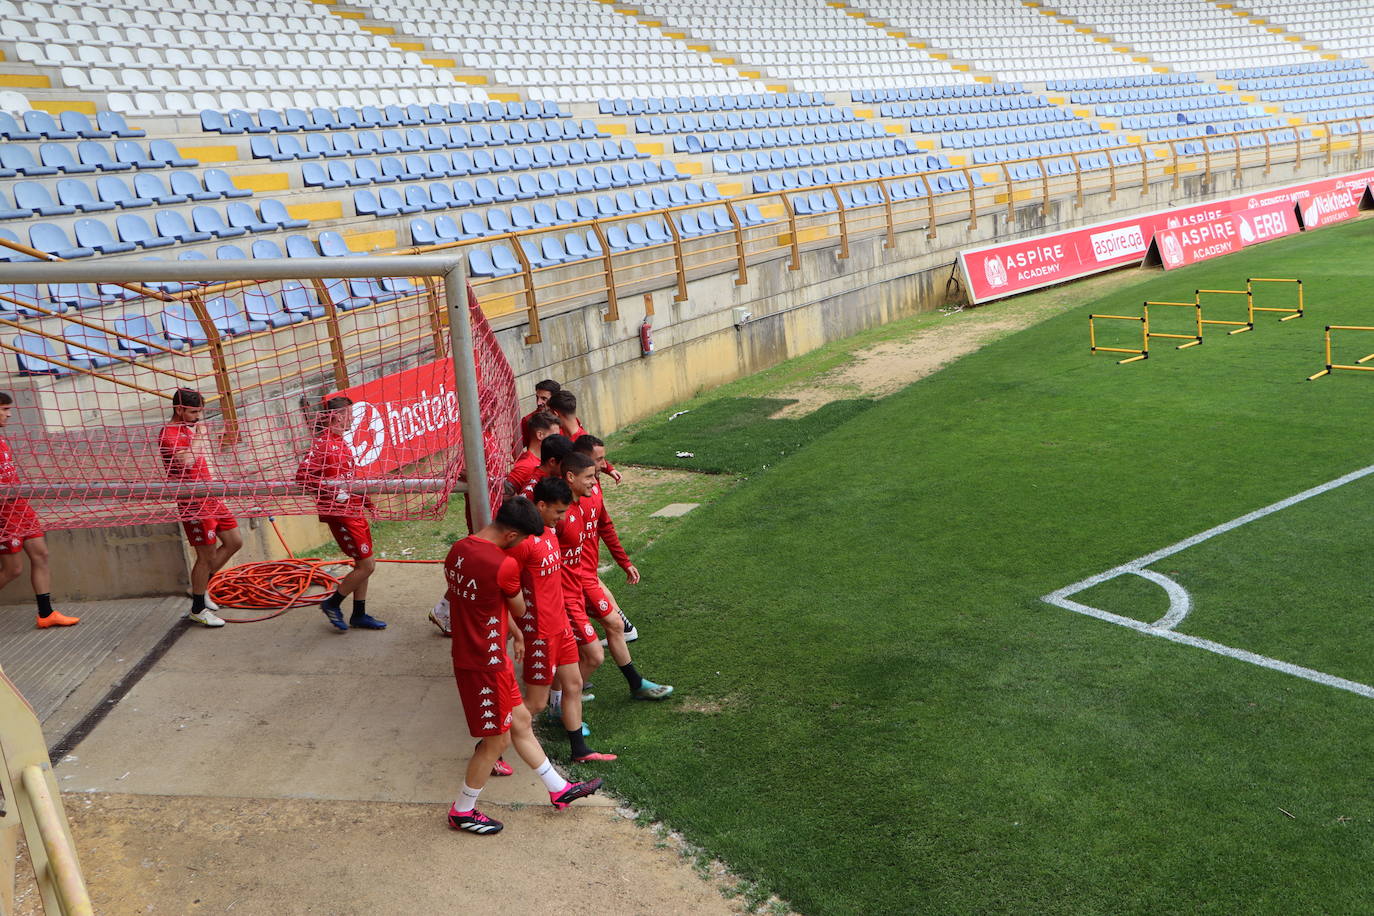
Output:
[{"xmin": 0, "ymin": 273, "xmax": 517, "ymax": 534}]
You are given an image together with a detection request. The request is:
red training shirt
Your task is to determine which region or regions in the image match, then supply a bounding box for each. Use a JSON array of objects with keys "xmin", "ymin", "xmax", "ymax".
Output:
[
  {"xmin": 446, "ymin": 535, "xmax": 522, "ymax": 671},
  {"xmin": 507, "ymin": 449, "xmax": 541, "ymax": 493},
  {"xmin": 579, "ymin": 481, "xmax": 631, "ymax": 584},
  {"xmin": 295, "ymin": 430, "xmax": 367, "ymax": 516},
  {"xmin": 506, "ymin": 526, "xmax": 565, "ymax": 637},
  {"xmin": 158, "ymin": 422, "xmax": 210, "ymax": 482}
]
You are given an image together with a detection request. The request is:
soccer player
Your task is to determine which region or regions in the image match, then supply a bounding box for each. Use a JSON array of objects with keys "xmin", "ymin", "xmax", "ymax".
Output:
[
  {"xmin": 0, "ymin": 392, "xmax": 77, "ymax": 628},
  {"xmin": 506, "ymin": 411, "xmax": 560, "ymax": 496},
  {"xmin": 517, "ymin": 379, "xmax": 561, "ymax": 452},
  {"xmin": 158, "ymin": 388, "xmax": 242, "ymax": 628},
  {"xmin": 557, "ymin": 452, "xmax": 671, "ymax": 701},
  {"xmin": 572, "ymin": 434, "xmax": 640, "ymax": 643},
  {"xmin": 510, "ymin": 477, "xmax": 615, "ymax": 763},
  {"xmin": 515, "ymin": 433, "xmax": 574, "ymax": 501},
  {"xmin": 294, "ymin": 395, "xmax": 386, "ymax": 632},
  {"xmin": 546, "ymin": 390, "xmax": 620, "ymax": 483},
  {"xmin": 446, "ymin": 496, "xmax": 603, "ymax": 835}
]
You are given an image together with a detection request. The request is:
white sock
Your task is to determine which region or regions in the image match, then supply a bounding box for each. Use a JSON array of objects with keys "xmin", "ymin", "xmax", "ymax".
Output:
[
  {"xmin": 453, "ymin": 782, "xmax": 482, "ymax": 814},
  {"xmin": 534, "ymin": 758, "xmax": 568, "ymax": 794},
  {"xmin": 549, "ymin": 689, "xmax": 562, "ymax": 710}
]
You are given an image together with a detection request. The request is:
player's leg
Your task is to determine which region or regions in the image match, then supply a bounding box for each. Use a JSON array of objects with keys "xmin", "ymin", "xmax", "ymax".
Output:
[
  {"xmin": 505, "ymin": 703, "xmax": 603, "ymax": 809},
  {"xmin": 598, "ymin": 576, "xmax": 638, "ymax": 641},
  {"xmin": 556, "ymin": 659, "xmax": 616, "ymax": 763},
  {"xmin": 0, "ymin": 549, "xmax": 22, "ymax": 590},
  {"xmin": 449, "ymin": 667, "xmax": 517, "ymax": 834},
  {"xmin": 187, "ymin": 530, "xmax": 226, "ymax": 627},
  {"xmin": 319, "ymin": 519, "xmax": 385, "ymax": 630},
  {"xmin": 24, "ymin": 536, "xmax": 75, "ymax": 627},
  {"xmin": 210, "ymin": 521, "xmax": 242, "ymax": 576},
  {"xmin": 587, "ymin": 585, "xmax": 672, "ymax": 700}
]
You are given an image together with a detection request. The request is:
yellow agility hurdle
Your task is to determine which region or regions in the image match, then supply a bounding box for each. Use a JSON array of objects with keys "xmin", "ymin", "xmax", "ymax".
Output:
[
  {"xmin": 1249, "ymin": 277, "xmax": 1304, "ymax": 322},
  {"xmin": 1144, "ymin": 300, "xmax": 1202, "ymax": 349},
  {"xmin": 1196, "ymin": 288, "xmax": 1253, "ymax": 335},
  {"xmin": 1307, "ymin": 326, "xmax": 1374, "ymax": 380},
  {"xmin": 1089, "ymin": 312, "xmax": 1148, "ymax": 363}
]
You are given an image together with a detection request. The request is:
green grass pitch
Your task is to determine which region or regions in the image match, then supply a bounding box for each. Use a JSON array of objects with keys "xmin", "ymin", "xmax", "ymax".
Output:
[{"xmin": 574, "ymin": 218, "xmax": 1374, "ymax": 915}]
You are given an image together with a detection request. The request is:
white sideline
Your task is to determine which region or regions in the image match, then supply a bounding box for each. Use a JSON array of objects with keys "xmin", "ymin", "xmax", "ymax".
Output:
[{"xmin": 1042, "ymin": 462, "xmax": 1374, "ymax": 700}]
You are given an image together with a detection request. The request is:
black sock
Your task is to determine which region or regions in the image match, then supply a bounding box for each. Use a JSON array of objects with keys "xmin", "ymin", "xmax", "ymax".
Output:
[
  {"xmin": 36, "ymin": 593, "xmax": 53, "ymax": 619},
  {"xmin": 351, "ymin": 599, "xmax": 367, "ymax": 620},
  {"xmin": 568, "ymin": 728, "xmax": 591, "ymax": 758},
  {"xmin": 322, "ymin": 591, "xmax": 344, "ymax": 611},
  {"xmin": 618, "ymin": 662, "xmax": 643, "ymax": 692},
  {"xmin": 191, "ymin": 593, "xmax": 206, "ymax": 614}
]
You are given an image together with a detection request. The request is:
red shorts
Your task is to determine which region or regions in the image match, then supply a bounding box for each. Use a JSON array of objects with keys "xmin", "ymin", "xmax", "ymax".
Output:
[
  {"xmin": 178, "ymin": 499, "xmax": 238, "ymax": 547},
  {"xmin": 522, "ymin": 626, "xmax": 580, "ymax": 685},
  {"xmin": 564, "ymin": 589, "xmax": 598, "ymax": 647},
  {"xmin": 453, "ymin": 663, "xmax": 522, "ymax": 738},
  {"xmin": 583, "ymin": 579, "xmax": 614, "ymax": 620},
  {"xmin": 321, "ymin": 515, "xmax": 373, "ymax": 560},
  {"xmin": 0, "ymin": 499, "xmax": 41, "ymax": 555}
]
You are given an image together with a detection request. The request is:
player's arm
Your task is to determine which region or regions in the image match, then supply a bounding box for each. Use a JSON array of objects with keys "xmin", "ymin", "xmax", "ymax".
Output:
[
  {"xmin": 597, "ymin": 508, "xmax": 638, "ymax": 583},
  {"xmin": 498, "ymin": 557, "xmax": 526, "ymax": 661}
]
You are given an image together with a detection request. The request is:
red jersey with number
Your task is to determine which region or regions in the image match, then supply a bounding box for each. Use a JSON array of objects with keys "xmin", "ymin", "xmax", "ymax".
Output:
[
  {"xmin": 506, "ymin": 526, "xmax": 565, "ymax": 637},
  {"xmin": 158, "ymin": 422, "xmax": 210, "ymax": 481},
  {"xmin": 446, "ymin": 535, "xmax": 522, "ymax": 671},
  {"xmin": 295, "ymin": 430, "xmax": 366, "ymax": 515},
  {"xmin": 507, "ymin": 450, "xmax": 541, "ymax": 492},
  {"xmin": 579, "ymin": 481, "xmax": 631, "ymax": 584}
]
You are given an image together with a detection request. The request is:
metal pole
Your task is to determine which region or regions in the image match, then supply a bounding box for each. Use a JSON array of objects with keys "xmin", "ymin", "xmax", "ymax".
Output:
[{"xmin": 445, "ymin": 267, "xmax": 493, "ymax": 530}]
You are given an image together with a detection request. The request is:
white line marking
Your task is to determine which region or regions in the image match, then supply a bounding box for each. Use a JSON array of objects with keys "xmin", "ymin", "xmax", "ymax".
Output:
[{"xmin": 1043, "ymin": 462, "xmax": 1374, "ymax": 700}]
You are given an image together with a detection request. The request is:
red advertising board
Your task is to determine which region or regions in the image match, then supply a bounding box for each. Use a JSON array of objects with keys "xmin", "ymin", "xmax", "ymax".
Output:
[
  {"xmin": 960, "ymin": 168, "xmax": 1374, "ymax": 302},
  {"xmin": 333, "ymin": 357, "xmax": 462, "ymax": 473}
]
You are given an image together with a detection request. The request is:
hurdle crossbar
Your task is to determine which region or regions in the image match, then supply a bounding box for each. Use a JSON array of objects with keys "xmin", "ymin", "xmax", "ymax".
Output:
[
  {"xmin": 1308, "ymin": 325, "xmax": 1374, "ymax": 380},
  {"xmin": 1089, "ymin": 313, "xmax": 1148, "ymax": 363},
  {"xmin": 1196, "ymin": 288, "xmax": 1253, "ymax": 335},
  {"xmin": 1144, "ymin": 300, "xmax": 1203, "ymax": 349},
  {"xmin": 1249, "ymin": 277, "xmax": 1304, "ymax": 321}
]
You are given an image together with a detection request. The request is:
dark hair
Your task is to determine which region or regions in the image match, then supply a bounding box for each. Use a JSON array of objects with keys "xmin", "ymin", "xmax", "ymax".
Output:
[
  {"xmin": 535, "ymin": 379, "xmax": 561, "ymax": 395},
  {"xmin": 540, "ymin": 433, "xmax": 574, "ymax": 467},
  {"xmin": 547, "ymin": 389, "xmax": 577, "ymax": 416},
  {"xmin": 573, "ymin": 433, "xmax": 604, "ymax": 453},
  {"xmin": 171, "ymin": 388, "xmax": 204, "ymax": 408},
  {"xmin": 532, "ymin": 476, "xmax": 573, "ymax": 506},
  {"xmin": 315, "ymin": 394, "xmax": 352, "ymax": 433},
  {"xmin": 494, "ymin": 496, "xmax": 545, "ymax": 536},
  {"xmin": 0, "ymin": 392, "xmax": 11, "ymax": 406},
  {"xmin": 562, "ymin": 451, "xmax": 596, "ymax": 475},
  {"xmin": 527, "ymin": 411, "xmax": 559, "ymax": 435}
]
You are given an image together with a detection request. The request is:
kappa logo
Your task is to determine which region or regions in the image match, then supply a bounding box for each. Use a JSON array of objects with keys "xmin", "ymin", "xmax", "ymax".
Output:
[
  {"xmin": 487, "ymin": 642, "xmax": 501, "ymax": 652},
  {"xmin": 531, "ymin": 649, "xmax": 545, "ymax": 657},
  {"xmin": 487, "ymin": 657, "xmax": 502, "ymax": 665},
  {"xmin": 485, "ymin": 617, "xmax": 498, "ymax": 625},
  {"xmin": 1161, "ymin": 232, "xmax": 1184, "ymax": 267},
  {"xmin": 344, "ymin": 400, "xmax": 386, "ymax": 467},
  {"xmin": 983, "ymin": 255, "xmax": 1008, "ymax": 289},
  {"xmin": 486, "ymin": 629, "xmax": 500, "ymax": 638},
  {"xmin": 483, "ymin": 710, "xmax": 496, "ymax": 718},
  {"xmin": 478, "ymin": 687, "xmax": 493, "ymax": 695},
  {"xmin": 532, "ymin": 662, "xmax": 545, "ymax": 670},
  {"xmin": 532, "ymin": 639, "xmax": 546, "ymax": 646},
  {"xmin": 480, "ymin": 699, "xmax": 494, "ymax": 707}
]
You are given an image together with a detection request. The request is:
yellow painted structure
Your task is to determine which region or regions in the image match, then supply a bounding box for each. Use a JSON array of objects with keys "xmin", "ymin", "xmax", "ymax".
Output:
[
  {"xmin": 287, "ymin": 200, "xmax": 345, "ymax": 221},
  {"xmin": 0, "ymin": 73, "xmax": 50, "ymax": 88},
  {"xmin": 233, "ymin": 172, "xmax": 291, "ymax": 192},
  {"xmin": 342, "ymin": 229, "xmax": 398, "ymax": 251},
  {"xmin": 177, "ymin": 145, "xmax": 238, "ymax": 164}
]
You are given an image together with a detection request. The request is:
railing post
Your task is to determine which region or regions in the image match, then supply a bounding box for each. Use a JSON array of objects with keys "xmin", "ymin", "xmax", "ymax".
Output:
[
  {"xmin": 778, "ymin": 194, "xmax": 802, "ymax": 271},
  {"xmin": 588, "ymin": 221, "xmax": 620, "ymax": 322},
  {"xmin": 999, "ymin": 163, "xmax": 1014, "ymax": 221},
  {"xmin": 421, "ymin": 276, "xmax": 446, "ymax": 354},
  {"xmin": 1037, "ymin": 157, "xmax": 1049, "ymax": 216},
  {"xmin": 1234, "ymin": 131, "xmax": 1243, "ymax": 181},
  {"xmin": 1263, "ymin": 128, "xmax": 1273, "ymax": 175},
  {"xmin": 829, "ymin": 186, "xmax": 850, "ymax": 260},
  {"xmin": 186, "ymin": 291, "xmax": 241, "ymax": 446},
  {"xmin": 1294, "ymin": 127, "xmax": 1304, "ymax": 171},
  {"xmin": 1106, "ymin": 148, "xmax": 1118, "ymax": 203},
  {"xmin": 1323, "ymin": 122, "xmax": 1333, "ymax": 166},
  {"xmin": 1168, "ymin": 140, "xmax": 1181, "ymax": 191},
  {"xmin": 1356, "ymin": 118, "xmax": 1365, "ymax": 160},
  {"xmin": 504, "ymin": 231, "xmax": 543, "ymax": 343},
  {"xmin": 877, "ymin": 180, "xmax": 896, "ymax": 248},
  {"xmin": 308, "ymin": 279, "xmax": 351, "ymax": 393},
  {"xmin": 922, "ymin": 175, "xmax": 937, "ymax": 240},
  {"xmin": 662, "ymin": 209, "xmax": 692, "ymax": 296},
  {"xmin": 1068, "ymin": 153, "xmax": 1083, "ymax": 208},
  {"xmin": 723, "ymin": 201, "xmax": 748, "ymax": 285},
  {"xmin": 960, "ymin": 167, "xmax": 977, "ymax": 231},
  {"xmin": 1202, "ymin": 137, "xmax": 1213, "ymax": 183},
  {"xmin": 1138, "ymin": 143, "xmax": 1149, "ymax": 196}
]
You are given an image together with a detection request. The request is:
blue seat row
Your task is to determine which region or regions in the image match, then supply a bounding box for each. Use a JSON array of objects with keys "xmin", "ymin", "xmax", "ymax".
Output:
[
  {"xmin": 1218, "ymin": 60, "xmax": 1362, "ymax": 80},
  {"xmin": 202, "ymin": 100, "xmax": 568, "ymax": 135},
  {"xmin": 1288, "ymin": 93, "xmax": 1374, "ymax": 114},
  {"xmin": 879, "ymin": 96, "xmax": 1051, "ymax": 118},
  {"xmin": 303, "ymin": 143, "xmax": 658, "ymax": 189},
  {"xmin": 0, "ymin": 170, "xmax": 250, "ymax": 220},
  {"xmin": 16, "ymin": 202, "xmax": 306, "ymax": 259},
  {"xmin": 325, "ymin": 154, "xmax": 682, "ymax": 199},
  {"xmin": 676, "ymin": 122, "xmax": 885, "ymax": 154},
  {"xmin": 248, "ymin": 120, "xmax": 607, "ymax": 162},
  {"xmin": 909, "ymin": 108, "xmax": 1075, "ymax": 135},
  {"xmin": 635, "ymin": 108, "xmax": 855, "ymax": 134},
  {"xmin": 751, "ymin": 156, "xmax": 959, "ymax": 194},
  {"xmin": 714, "ymin": 138, "xmax": 918, "ymax": 175},
  {"xmin": 851, "ymin": 84, "xmax": 1026, "ymax": 103},
  {"xmin": 949, "ymin": 121, "xmax": 1101, "ymax": 150},
  {"xmin": 971, "ymin": 135, "xmax": 1115, "ymax": 164},
  {"xmin": 1331, "ymin": 117, "xmax": 1374, "ymax": 135},
  {"xmin": 352, "ymin": 164, "xmax": 696, "ymax": 216},
  {"xmin": 1099, "ymin": 97, "xmax": 1247, "ymax": 117},
  {"xmin": 0, "ymin": 140, "xmax": 196, "ymax": 178},
  {"xmin": 1069, "ymin": 85, "xmax": 1215, "ymax": 104},
  {"xmin": 1144, "ymin": 119, "xmax": 1282, "ymax": 142},
  {"xmin": 1046, "ymin": 74, "xmax": 1198, "ymax": 91},
  {"xmin": 0, "ymin": 110, "xmax": 144, "ymax": 142},
  {"xmin": 1257, "ymin": 81, "xmax": 1374, "ymax": 103},
  {"xmin": 600, "ymin": 93, "xmax": 828, "ymax": 116}
]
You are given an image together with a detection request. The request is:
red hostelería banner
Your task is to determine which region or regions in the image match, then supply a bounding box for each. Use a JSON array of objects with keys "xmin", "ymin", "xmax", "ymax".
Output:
[
  {"xmin": 959, "ymin": 168, "xmax": 1374, "ymax": 302},
  {"xmin": 334, "ymin": 357, "xmax": 463, "ymax": 473}
]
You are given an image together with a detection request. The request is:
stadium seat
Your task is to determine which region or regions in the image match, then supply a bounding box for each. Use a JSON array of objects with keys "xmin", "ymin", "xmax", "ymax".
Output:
[{"xmin": 13, "ymin": 333, "xmax": 70, "ymax": 375}]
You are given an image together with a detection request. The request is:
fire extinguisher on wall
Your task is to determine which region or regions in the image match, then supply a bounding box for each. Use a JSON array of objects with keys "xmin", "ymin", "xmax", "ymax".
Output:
[{"xmin": 640, "ymin": 317, "xmax": 654, "ymax": 356}]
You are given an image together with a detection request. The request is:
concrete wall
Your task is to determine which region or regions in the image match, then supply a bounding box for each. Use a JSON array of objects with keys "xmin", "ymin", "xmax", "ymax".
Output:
[{"xmin": 13, "ymin": 150, "xmax": 1371, "ymax": 602}]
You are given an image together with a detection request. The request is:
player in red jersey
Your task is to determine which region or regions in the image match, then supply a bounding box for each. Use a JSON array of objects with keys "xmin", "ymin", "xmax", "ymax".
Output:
[
  {"xmin": 445, "ymin": 496, "xmax": 603, "ymax": 835},
  {"xmin": 557, "ymin": 452, "xmax": 671, "ymax": 701},
  {"xmin": 506, "ymin": 411, "xmax": 559, "ymax": 497},
  {"xmin": 294, "ymin": 395, "xmax": 385, "ymax": 632},
  {"xmin": 157, "ymin": 389, "xmax": 242, "ymax": 628},
  {"xmin": 516, "ymin": 378, "xmax": 561, "ymax": 453},
  {"xmin": 571, "ymin": 434, "xmax": 642, "ymax": 641},
  {"xmin": 510, "ymin": 477, "xmax": 616, "ymax": 763},
  {"xmin": 0, "ymin": 392, "xmax": 78, "ymax": 629},
  {"xmin": 546, "ymin": 390, "xmax": 620, "ymax": 483},
  {"xmin": 514, "ymin": 433, "xmax": 574, "ymax": 501}
]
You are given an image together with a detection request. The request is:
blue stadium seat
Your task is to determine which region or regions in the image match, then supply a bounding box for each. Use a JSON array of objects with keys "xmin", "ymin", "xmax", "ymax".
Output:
[
  {"xmin": 113, "ymin": 313, "xmax": 184, "ymax": 354},
  {"xmin": 14, "ymin": 181, "xmax": 74, "ymax": 216},
  {"xmin": 192, "ymin": 206, "xmax": 247, "ymax": 239},
  {"xmin": 0, "ymin": 112, "xmax": 41, "ymax": 141},
  {"xmin": 204, "ymin": 169, "xmax": 251, "ymax": 199},
  {"xmin": 170, "ymin": 172, "xmax": 219, "ymax": 201},
  {"xmin": 281, "ymin": 281, "xmax": 325, "ymax": 320},
  {"xmin": 96, "ymin": 111, "xmax": 142, "ymax": 138},
  {"xmin": 226, "ymin": 201, "xmax": 274, "ymax": 233},
  {"xmin": 13, "ymin": 333, "xmax": 70, "ymax": 375},
  {"xmin": 62, "ymin": 325, "xmax": 116, "ymax": 369},
  {"xmin": 116, "ymin": 213, "xmax": 175, "ymax": 249},
  {"xmin": 156, "ymin": 210, "xmax": 213, "ymax": 243},
  {"xmin": 206, "ymin": 296, "xmax": 267, "ymax": 336},
  {"xmin": 133, "ymin": 173, "xmax": 186, "ymax": 205},
  {"xmin": 0, "ymin": 283, "xmax": 43, "ymax": 317},
  {"xmin": 73, "ymin": 217, "xmax": 135, "ymax": 254}
]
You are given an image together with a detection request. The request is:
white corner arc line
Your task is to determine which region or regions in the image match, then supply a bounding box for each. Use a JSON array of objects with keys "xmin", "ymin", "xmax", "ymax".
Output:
[{"xmin": 1042, "ymin": 462, "xmax": 1374, "ymax": 701}]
